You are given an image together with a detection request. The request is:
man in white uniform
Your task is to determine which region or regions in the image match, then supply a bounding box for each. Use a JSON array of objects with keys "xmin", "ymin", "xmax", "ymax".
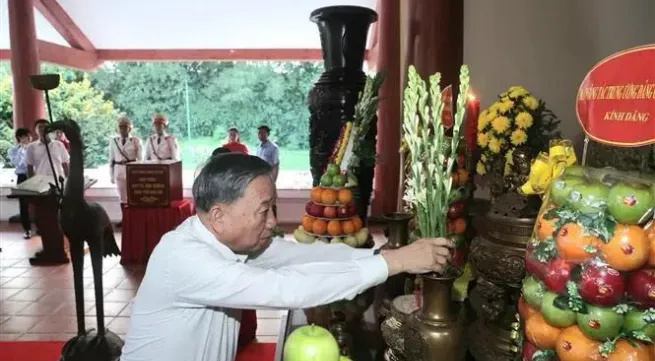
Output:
[
  {"xmin": 26, "ymin": 119, "xmax": 70, "ymax": 180},
  {"xmin": 144, "ymin": 114, "xmax": 179, "ymax": 161},
  {"xmin": 121, "ymin": 153, "xmax": 452, "ymax": 361},
  {"xmin": 109, "ymin": 117, "xmax": 142, "ymax": 205}
]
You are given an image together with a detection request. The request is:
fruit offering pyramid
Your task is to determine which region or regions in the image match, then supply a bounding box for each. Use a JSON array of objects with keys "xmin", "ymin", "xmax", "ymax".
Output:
[
  {"xmin": 294, "ymin": 163, "xmax": 370, "ymax": 248},
  {"xmin": 519, "ymin": 165, "xmax": 655, "ymax": 361},
  {"xmin": 447, "ymin": 151, "xmax": 472, "ymax": 267}
]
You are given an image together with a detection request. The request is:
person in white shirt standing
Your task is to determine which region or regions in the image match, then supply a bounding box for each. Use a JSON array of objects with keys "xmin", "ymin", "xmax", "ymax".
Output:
[
  {"xmin": 109, "ymin": 117, "xmax": 142, "ymax": 223},
  {"xmin": 121, "ymin": 153, "xmax": 452, "ymax": 361},
  {"xmin": 144, "ymin": 113, "xmax": 179, "ymax": 161},
  {"xmin": 26, "ymin": 119, "xmax": 70, "ymax": 181}
]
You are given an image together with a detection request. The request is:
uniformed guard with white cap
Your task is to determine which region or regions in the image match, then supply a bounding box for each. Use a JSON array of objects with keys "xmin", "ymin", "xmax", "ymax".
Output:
[
  {"xmin": 144, "ymin": 114, "xmax": 179, "ymax": 161},
  {"xmin": 109, "ymin": 117, "xmax": 143, "ymax": 204}
]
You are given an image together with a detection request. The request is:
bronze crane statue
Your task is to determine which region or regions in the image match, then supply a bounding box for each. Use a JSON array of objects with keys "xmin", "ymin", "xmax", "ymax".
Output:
[{"xmin": 46, "ymin": 119, "xmax": 123, "ymax": 360}]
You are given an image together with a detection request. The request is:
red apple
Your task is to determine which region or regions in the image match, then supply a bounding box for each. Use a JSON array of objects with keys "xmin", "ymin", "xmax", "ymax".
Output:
[
  {"xmin": 578, "ymin": 264, "xmax": 625, "ymax": 306},
  {"xmin": 305, "ymin": 201, "xmax": 313, "ymax": 215},
  {"xmin": 521, "ymin": 341, "xmax": 538, "ymax": 361},
  {"xmin": 347, "ymin": 202, "xmax": 357, "ymax": 215},
  {"xmin": 447, "ymin": 201, "xmax": 466, "ymax": 219},
  {"xmin": 451, "ymin": 247, "xmax": 467, "ymax": 267},
  {"xmin": 308, "ymin": 203, "xmax": 325, "ymax": 218},
  {"xmin": 543, "ymin": 258, "xmax": 573, "ymax": 293},
  {"xmin": 337, "ymin": 206, "xmax": 350, "ymax": 218},
  {"xmin": 627, "ymin": 268, "xmax": 655, "ymax": 309},
  {"xmin": 524, "ymin": 246, "xmax": 548, "ymax": 280}
]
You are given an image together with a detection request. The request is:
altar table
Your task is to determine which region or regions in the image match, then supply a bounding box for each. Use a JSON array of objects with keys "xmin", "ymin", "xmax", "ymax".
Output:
[{"xmin": 120, "ymin": 200, "xmax": 194, "ymax": 265}]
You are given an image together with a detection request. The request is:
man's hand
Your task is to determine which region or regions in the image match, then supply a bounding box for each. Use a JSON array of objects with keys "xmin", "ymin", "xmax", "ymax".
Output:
[{"xmin": 380, "ymin": 237, "xmax": 453, "ymax": 276}]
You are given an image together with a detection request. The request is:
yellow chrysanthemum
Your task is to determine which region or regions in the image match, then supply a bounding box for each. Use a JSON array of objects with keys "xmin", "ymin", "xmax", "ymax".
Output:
[
  {"xmin": 508, "ymin": 86, "xmax": 529, "ymax": 99},
  {"xmin": 477, "ymin": 132, "xmax": 490, "ymax": 147},
  {"xmin": 480, "ymin": 153, "xmax": 487, "ymax": 162},
  {"xmin": 505, "ymin": 149, "xmax": 514, "ymax": 164},
  {"xmin": 477, "ymin": 111, "xmax": 490, "ymax": 131},
  {"xmin": 491, "ymin": 116, "xmax": 510, "ymax": 134},
  {"xmin": 476, "ymin": 161, "xmax": 487, "ymax": 175},
  {"xmin": 522, "ymin": 96, "xmax": 539, "ymax": 110},
  {"xmin": 488, "ymin": 137, "xmax": 501, "ymax": 153},
  {"xmin": 510, "ymin": 129, "xmax": 528, "ymax": 145},
  {"xmin": 508, "ymin": 86, "xmax": 527, "ymax": 93},
  {"xmin": 497, "ymin": 100, "xmax": 514, "ymax": 113},
  {"xmin": 515, "ymin": 112, "xmax": 534, "ymax": 129}
]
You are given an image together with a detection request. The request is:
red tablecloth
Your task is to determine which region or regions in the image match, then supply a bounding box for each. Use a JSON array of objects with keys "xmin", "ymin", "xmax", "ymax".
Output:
[
  {"xmin": 119, "ymin": 200, "xmax": 258, "ymax": 346},
  {"xmin": 120, "ymin": 200, "xmax": 195, "ymax": 265}
]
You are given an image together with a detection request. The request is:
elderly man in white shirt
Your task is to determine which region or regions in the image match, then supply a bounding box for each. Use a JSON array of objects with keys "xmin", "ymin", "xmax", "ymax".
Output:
[
  {"xmin": 26, "ymin": 119, "xmax": 70, "ymax": 180},
  {"xmin": 121, "ymin": 153, "xmax": 452, "ymax": 361}
]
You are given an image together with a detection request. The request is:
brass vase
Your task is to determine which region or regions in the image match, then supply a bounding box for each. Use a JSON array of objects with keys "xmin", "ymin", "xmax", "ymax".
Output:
[
  {"xmin": 404, "ymin": 272, "xmax": 466, "ymax": 361},
  {"xmin": 378, "ymin": 212, "xmax": 414, "ymax": 320},
  {"xmin": 467, "ymin": 194, "xmax": 537, "ymax": 361},
  {"xmin": 381, "ymin": 295, "xmax": 418, "ymax": 361}
]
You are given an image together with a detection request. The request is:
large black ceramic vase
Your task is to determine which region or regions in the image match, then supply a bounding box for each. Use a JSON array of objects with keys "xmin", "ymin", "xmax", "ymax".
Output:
[{"xmin": 308, "ymin": 6, "xmax": 378, "ymax": 222}]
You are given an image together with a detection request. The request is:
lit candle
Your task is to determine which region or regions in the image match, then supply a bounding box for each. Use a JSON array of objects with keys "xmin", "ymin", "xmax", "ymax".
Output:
[{"xmin": 464, "ymin": 91, "xmax": 480, "ymax": 153}]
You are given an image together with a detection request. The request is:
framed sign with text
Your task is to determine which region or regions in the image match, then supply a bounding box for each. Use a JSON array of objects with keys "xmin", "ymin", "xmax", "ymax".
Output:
[
  {"xmin": 576, "ymin": 44, "xmax": 655, "ymax": 147},
  {"xmin": 126, "ymin": 160, "xmax": 183, "ymax": 207}
]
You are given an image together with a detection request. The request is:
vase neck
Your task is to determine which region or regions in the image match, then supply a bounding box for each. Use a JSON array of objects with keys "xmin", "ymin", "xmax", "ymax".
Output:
[{"xmin": 420, "ymin": 276, "xmax": 456, "ymax": 322}]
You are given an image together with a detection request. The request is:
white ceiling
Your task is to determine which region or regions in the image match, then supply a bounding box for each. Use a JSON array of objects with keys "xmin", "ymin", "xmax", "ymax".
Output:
[{"xmin": 0, "ymin": 0, "xmax": 377, "ymax": 50}]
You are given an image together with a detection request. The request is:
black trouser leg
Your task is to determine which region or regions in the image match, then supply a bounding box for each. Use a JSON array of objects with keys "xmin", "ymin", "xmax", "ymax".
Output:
[{"xmin": 16, "ymin": 174, "xmax": 31, "ymax": 232}]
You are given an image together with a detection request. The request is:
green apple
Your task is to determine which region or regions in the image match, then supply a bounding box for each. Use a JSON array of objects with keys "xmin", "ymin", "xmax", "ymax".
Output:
[
  {"xmin": 283, "ymin": 324, "xmax": 340, "ymax": 361},
  {"xmin": 317, "ymin": 237, "xmax": 330, "ymax": 243},
  {"xmin": 607, "ymin": 182, "xmax": 654, "ymax": 224},
  {"xmin": 343, "ymin": 236, "xmax": 358, "ymax": 247},
  {"xmin": 540, "ymin": 291, "xmax": 576, "ymax": 327},
  {"xmin": 326, "ymin": 163, "xmax": 340, "ymax": 176},
  {"xmin": 294, "ymin": 227, "xmax": 315, "ymax": 244},
  {"xmin": 332, "ymin": 174, "xmax": 347, "ymax": 187},
  {"xmin": 320, "ymin": 174, "xmax": 333, "ymax": 187},
  {"xmin": 549, "ymin": 175, "xmax": 586, "ymax": 206},
  {"xmin": 622, "ymin": 309, "xmax": 655, "ymax": 339},
  {"xmin": 354, "ymin": 228, "xmax": 369, "ymax": 246},
  {"xmin": 568, "ymin": 182, "xmax": 610, "ymax": 213},
  {"xmin": 521, "ymin": 276, "xmax": 544, "ymax": 309},
  {"xmin": 330, "ymin": 237, "xmax": 343, "ymax": 244},
  {"xmin": 576, "ymin": 304, "xmax": 624, "ymax": 341},
  {"xmin": 564, "ymin": 166, "xmax": 587, "ymax": 177}
]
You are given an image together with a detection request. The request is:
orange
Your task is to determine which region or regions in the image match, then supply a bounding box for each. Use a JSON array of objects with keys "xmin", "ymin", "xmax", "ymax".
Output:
[
  {"xmin": 448, "ymin": 218, "xmax": 467, "ymax": 234},
  {"xmin": 310, "ymin": 187, "xmax": 323, "ymax": 203},
  {"xmin": 600, "ymin": 224, "xmax": 649, "ymax": 271},
  {"xmin": 323, "ymin": 206, "xmax": 337, "ymax": 218},
  {"xmin": 327, "ymin": 220, "xmax": 342, "ymax": 236},
  {"xmin": 352, "ymin": 215, "xmax": 363, "ymax": 231},
  {"xmin": 341, "ymin": 220, "xmax": 356, "ymax": 234},
  {"xmin": 301, "ymin": 215, "xmax": 314, "ymax": 231},
  {"xmin": 555, "ymin": 326, "xmax": 602, "ymax": 361},
  {"xmin": 337, "ymin": 188, "xmax": 353, "ymax": 204},
  {"xmin": 536, "ymin": 211, "xmax": 558, "ymax": 240},
  {"xmin": 555, "ymin": 223, "xmax": 602, "ymax": 262},
  {"xmin": 312, "ymin": 219, "xmax": 327, "ymax": 234},
  {"xmin": 525, "ymin": 312, "xmax": 562, "ymax": 349},
  {"xmin": 457, "ymin": 168, "xmax": 469, "ymax": 185},
  {"xmin": 518, "ymin": 296, "xmax": 538, "ymax": 321},
  {"xmin": 646, "ymin": 223, "xmax": 655, "ymax": 266},
  {"xmin": 451, "ymin": 172, "xmax": 460, "ymax": 186},
  {"xmin": 604, "ymin": 340, "xmax": 651, "ymax": 361},
  {"xmin": 320, "ymin": 189, "xmax": 337, "ymax": 205}
]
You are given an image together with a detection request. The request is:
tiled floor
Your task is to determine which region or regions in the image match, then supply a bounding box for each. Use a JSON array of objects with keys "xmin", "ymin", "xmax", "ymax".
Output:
[{"xmin": 0, "ymin": 222, "xmax": 282, "ymax": 342}]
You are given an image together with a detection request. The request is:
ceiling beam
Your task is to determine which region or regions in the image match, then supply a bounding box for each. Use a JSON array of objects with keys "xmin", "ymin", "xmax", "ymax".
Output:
[
  {"xmin": 38, "ymin": 41, "xmax": 101, "ymax": 71},
  {"xmin": 34, "ymin": 0, "xmax": 95, "ymax": 51},
  {"xmin": 95, "ymin": 48, "xmax": 330, "ymax": 61}
]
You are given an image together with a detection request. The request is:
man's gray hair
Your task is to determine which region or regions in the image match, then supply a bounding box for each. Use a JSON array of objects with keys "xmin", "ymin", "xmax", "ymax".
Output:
[{"xmin": 192, "ymin": 153, "xmax": 272, "ymax": 212}]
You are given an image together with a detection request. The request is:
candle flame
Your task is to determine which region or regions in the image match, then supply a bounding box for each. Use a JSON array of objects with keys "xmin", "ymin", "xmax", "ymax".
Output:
[{"xmin": 467, "ymin": 89, "xmax": 477, "ymax": 101}]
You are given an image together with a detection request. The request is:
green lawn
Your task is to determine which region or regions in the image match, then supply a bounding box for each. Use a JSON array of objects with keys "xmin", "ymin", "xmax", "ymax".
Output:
[{"xmin": 177, "ymin": 137, "xmax": 310, "ymax": 171}]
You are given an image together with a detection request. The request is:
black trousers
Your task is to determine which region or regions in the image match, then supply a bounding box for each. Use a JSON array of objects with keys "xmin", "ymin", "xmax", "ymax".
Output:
[{"xmin": 16, "ymin": 173, "xmax": 31, "ymax": 232}]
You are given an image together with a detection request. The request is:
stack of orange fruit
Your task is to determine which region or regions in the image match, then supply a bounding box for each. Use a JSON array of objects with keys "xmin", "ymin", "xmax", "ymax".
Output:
[{"xmin": 519, "ymin": 166, "xmax": 655, "ymax": 361}]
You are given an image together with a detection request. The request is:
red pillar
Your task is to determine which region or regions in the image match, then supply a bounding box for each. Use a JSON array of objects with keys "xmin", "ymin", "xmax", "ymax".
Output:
[
  {"xmin": 371, "ymin": 0, "xmax": 402, "ymax": 216},
  {"xmin": 8, "ymin": 0, "xmax": 45, "ymax": 130}
]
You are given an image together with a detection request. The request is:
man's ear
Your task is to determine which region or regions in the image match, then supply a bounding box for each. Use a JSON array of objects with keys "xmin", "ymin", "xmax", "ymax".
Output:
[{"xmin": 208, "ymin": 204, "xmax": 227, "ymax": 226}]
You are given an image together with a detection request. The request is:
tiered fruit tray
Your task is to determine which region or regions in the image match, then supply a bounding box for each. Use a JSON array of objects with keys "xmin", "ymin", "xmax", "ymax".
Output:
[
  {"xmin": 294, "ymin": 184, "xmax": 370, "ymax": 248},
  {"xmin": 519, "ymin": 166, "xmax": 655, "ymax": 361}
]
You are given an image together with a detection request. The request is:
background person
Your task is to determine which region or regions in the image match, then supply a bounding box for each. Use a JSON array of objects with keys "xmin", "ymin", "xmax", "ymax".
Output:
[
  {"xmin": 26, "ymin": 119, "xmax": 70, "ymax": 180},
  {"xmin": 222, "ymin": 127, "xmax": 248, "ymax": 154},
  {"xmin": 8, "ymin": 128, "xmax": 33, "ymax": 238},
  {"xmin": 255, "ymin": 125, "xmax": 279, "ymax": 216},
  {"xmin": 109, "ymin": 117, "xmax": 142, "ymax": 226},
  {"xmin": 121, "ymin": 153, "xmax": 452, "ymax": 361},
  {"xmin": 145, "ymin": 114, "xmax": 179, "ymax": 161}
]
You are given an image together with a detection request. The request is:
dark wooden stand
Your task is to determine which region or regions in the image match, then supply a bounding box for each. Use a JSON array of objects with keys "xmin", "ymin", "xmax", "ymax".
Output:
[{"xmin": 8, "ymin": 191, "xmax": 69, "ymax": 265}]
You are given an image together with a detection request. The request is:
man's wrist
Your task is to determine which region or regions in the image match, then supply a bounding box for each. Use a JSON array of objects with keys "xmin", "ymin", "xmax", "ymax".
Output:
[{"xmin": 379, "ymin": 248, "xmax": 403, "ymax": 277}]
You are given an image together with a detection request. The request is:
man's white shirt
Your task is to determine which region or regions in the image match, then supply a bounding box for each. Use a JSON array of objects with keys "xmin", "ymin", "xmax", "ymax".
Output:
[
  {"xmin": 144, "ymin": 134, "xmax": 179, "ymax": 161},
  {"xmin": 120, "ymin": 216, "xmax": 388, "ymax": 361},
  {"xmin": 25, "ymin": 139, "xmax": 69, "ymax": 179},
  {"xmin": 109, "ymin": 135, "xmax": 143, "ymax": 181}
]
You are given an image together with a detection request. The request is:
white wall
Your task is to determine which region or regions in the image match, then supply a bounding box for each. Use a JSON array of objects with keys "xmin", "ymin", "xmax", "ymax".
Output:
[{"xmin": 464, "ymin": 0, "xmax": 655, "ymax": 144}]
